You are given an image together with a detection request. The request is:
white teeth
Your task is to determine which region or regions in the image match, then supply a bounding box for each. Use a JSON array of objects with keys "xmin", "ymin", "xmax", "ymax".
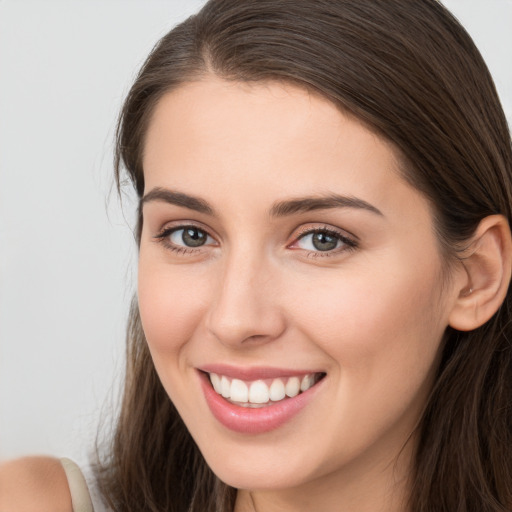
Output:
[
  {"xmin": 210, "ymin": 373, "xmax": 222, "ymax": 394},
  {"xmin": 249, "ymin": 380, "xmax": 270, "ymax": 404},
  {"xmin": 285, "ymin": 376, "xmax": 300, "ymax": 397},
  {"xmin": 208, "ymin": 372, "xmax": 322, "ymax": 404},
  {"xmin": 269, "ymin": 378, "xmax": 286, "ymax": 401},
  {"xmin": 300, "ymin": 374, "xmax": 313, "ymax": 392},
  {"xmin": 221, "ymin": 376, "xmax": 231, "ymax": 398},
  {"xmin": 230, "ymin": 379, "xmax": 249, "ymax": 402}
]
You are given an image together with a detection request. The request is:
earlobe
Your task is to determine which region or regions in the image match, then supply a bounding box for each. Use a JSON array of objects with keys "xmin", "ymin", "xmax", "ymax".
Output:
[{"xmin": 448, "ymin": 215, "xmax": 512, "ymax": 332}]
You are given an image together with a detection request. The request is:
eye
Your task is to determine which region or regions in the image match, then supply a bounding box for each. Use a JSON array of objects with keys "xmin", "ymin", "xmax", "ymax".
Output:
[
  {"xmin": 154, "ymin": 224, "xmax": 216, "ymax": 252},
  {"xmin": 298, "ymin": 231, "xmax": 340, "ymax": 251},
  {"xmin": 292, "ymin": 227, "xmax": 357, "ymax": 255},
  {"xmin": 169, "ymin": 226, "xmax": 212, "ymax": 248}
]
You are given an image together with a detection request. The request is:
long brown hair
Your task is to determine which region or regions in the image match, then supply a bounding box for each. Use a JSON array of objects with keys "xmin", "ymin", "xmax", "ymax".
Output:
[{"xmin": 96, "ymin": 1, "xmax": 512, "ymax": 510}]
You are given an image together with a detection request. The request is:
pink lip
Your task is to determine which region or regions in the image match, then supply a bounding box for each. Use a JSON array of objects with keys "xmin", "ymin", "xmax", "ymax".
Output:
[
  {"xmin": 199, "ymin": 363, "xmax": 318, "ymax": 381},
  {"xmin": 198, "ymin": 370, "xmax": 325, "ymax": 434}
]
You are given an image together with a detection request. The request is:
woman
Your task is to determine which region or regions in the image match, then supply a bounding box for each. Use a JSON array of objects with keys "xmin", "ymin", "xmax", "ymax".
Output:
[{"xmin": 1, "ymin": 0, "xmax": 511, "ymax": 511}]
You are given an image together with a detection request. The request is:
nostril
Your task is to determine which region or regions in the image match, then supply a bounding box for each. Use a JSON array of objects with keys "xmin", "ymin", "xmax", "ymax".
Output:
[{"xmin": 206, "ymin": 311, "xmax": 286, "ymax": 348}]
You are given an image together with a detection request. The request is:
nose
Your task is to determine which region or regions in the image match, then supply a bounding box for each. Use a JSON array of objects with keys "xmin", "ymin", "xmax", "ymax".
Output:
[{"xmin": 205, "ymin": 250, "xmax": 286, "ymax": 348}]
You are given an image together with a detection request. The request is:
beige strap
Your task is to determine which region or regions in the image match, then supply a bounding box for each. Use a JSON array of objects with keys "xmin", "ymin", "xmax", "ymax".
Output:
[{"xmin": 60, "ymin": 458, "xmax": 94, "ymax": 512}]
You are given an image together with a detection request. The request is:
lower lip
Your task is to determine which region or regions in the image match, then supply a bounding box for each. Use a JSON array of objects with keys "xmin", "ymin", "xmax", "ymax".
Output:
[{"xmin": 199, "ymin": 372, "xmax": 324, "ymax": 434}]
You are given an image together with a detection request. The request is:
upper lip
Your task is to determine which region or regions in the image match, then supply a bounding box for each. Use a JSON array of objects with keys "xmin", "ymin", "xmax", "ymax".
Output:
[{"xmin": 198, "ymin": 364, "xmax": 325, "ymax": 381}]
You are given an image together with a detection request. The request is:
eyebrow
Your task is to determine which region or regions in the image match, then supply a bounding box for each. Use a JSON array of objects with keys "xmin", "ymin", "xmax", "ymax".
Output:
[
  {"xmin": 141, "ymin": 187, "xmax": 383, "ymax": 218},
  {"xmin": 269, "ymin": 194, "xmax": 383, "ymax": 217},
  {"xmin": 141, "ymin": 187, "xmax": 214, "ymax": 215}
]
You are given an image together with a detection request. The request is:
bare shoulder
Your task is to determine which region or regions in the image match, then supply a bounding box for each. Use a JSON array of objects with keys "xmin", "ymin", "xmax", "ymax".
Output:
[{"xmin": 0, "ymin": 456, "xmax": 72, "ymax": 512}]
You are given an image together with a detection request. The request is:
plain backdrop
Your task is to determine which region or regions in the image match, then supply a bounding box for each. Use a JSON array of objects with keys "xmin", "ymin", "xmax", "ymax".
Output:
[{"xmin": 0, "ymin": 0, "xmax": 511, "ymax": 466}]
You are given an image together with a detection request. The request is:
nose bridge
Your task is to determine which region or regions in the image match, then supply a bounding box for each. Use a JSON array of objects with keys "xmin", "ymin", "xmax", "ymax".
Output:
[{"xmin": 206, "ymin": 244, "xmax": 285, "ymax": 346}]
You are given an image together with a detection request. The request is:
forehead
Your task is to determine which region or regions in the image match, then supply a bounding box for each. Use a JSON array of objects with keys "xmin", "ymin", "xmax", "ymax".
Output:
[{"xmin": 142, "ymin": 76, "xmax": 426, "ymax": 222}]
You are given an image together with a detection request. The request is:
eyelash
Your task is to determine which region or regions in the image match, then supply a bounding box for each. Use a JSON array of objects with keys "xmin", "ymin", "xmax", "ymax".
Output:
[
  {"xmin": 153, "ymin": 224, "xmax": 358, "ymax": 257},
  {"xmin": 154, "ymin": 225, "xmax": 215, "ymax": 255},
  {"xmin": 291, "ymin": 226, "xmax": 358, "ymax": 257}
]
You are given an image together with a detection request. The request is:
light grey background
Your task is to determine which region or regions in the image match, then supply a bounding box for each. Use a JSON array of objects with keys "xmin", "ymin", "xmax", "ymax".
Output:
[{"xmin": 0, "ymin": 0, "xmax": 511, "ymax": 465}]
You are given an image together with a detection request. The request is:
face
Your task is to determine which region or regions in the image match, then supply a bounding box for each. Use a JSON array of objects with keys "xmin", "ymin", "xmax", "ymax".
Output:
[{"xmin": 139, "ymin": 77, "xmax": 460, "ymax": 494}]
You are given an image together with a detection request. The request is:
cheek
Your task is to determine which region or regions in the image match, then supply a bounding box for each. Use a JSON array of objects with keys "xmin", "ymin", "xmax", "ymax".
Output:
[
  {"xmin": 137, "ymin": 256, "xmax": 210, "ymax": 363},
  {"xmin": 289, "ymin": 254, "xmax": 447, "ymax": 406},
  {"xmin": 294, "ymin": 265, "xmax": 444, "ymax": 347},
  {"xmin": 280, "ymin": 263, "xmax": 448, "ymax": 465}
]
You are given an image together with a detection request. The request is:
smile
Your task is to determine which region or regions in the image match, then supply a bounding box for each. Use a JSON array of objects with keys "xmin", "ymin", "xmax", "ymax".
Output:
[
  {"xmin": 198, "ymin": 367, "xmax": 326, "ymax": 433},
  {"xmin": 208, "ymin": 372, "xmax": 324, "ymax": 407}
]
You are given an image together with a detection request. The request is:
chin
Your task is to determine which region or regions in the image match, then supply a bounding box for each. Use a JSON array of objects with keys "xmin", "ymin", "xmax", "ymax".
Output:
[
  {"xmin": 210, "ymin": 457, "xmax": 311, "ymax": 491},
  {"xmin": 194, "ymin": 437, "xmax": 324, "ymax": 491}
]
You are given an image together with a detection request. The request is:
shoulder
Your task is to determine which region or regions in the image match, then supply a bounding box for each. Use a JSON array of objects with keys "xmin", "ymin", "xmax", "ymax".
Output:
[{"xmin": 0, "ymin": 456, "xmax": 73, "ymax": 512}]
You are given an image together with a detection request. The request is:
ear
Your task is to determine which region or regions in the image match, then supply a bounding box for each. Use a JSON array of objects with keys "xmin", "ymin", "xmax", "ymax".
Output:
[{"xmin": 449, "ymin": 215, "xmax": 512, "ymax": 331}]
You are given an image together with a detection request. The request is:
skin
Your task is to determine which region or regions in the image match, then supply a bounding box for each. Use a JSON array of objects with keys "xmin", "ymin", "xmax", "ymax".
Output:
[
  {"xmin": 138, "ymin": 77, "xmax": 468, "ymax": 512},
  {"xmin": 1, "ymin": 78, "xmax": 509, "ymax": 511},
  {"xmin": 0, "ymin": 457, "xmax": 72, "ymax": 512}
]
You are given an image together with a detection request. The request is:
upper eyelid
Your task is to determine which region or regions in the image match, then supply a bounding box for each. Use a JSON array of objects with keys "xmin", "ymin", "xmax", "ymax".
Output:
[
  {"xmin": 291, "ymin": 224, "xmax": 358, "ymax": 243},
  {"xmin": 155, "ymin": 221, "xmax": 217, "ymax": 238}
]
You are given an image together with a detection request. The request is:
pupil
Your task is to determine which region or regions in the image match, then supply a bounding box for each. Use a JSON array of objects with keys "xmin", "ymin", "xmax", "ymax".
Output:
[
  {"xmin": 182, "ymin": 228, "xmax": 206, "ymax": 247},
  {"xmin": 312, "ymin": 232, "xmax": 338, "ymax": 251}
]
